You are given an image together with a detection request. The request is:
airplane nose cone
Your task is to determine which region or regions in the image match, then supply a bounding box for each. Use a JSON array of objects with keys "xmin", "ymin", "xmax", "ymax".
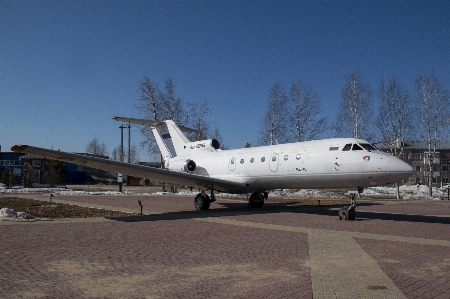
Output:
[{"xmin": 386, "ymin": 157, "xmax": 414, "ymax": 182}]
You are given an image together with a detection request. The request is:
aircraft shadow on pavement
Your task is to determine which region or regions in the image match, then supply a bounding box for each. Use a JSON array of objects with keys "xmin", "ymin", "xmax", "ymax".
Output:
[{"xmin": 106, "ymin": 201, "xmax": 450, "ymax": 225}]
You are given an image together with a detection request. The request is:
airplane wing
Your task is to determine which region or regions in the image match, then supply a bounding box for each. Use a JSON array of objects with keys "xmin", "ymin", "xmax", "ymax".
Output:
[{"xmin": 11, "ymin": 145, "xmax": 244, "ymax": 193}]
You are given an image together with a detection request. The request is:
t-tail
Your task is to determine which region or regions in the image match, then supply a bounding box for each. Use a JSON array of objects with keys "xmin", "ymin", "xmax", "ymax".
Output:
[
  {"xmin": 112, "ymin": 116, "xmax": 221, "ymax": 159},
  {"xmin": 151, "ymin": 120, "xmax": 192, "ymax": 158}
]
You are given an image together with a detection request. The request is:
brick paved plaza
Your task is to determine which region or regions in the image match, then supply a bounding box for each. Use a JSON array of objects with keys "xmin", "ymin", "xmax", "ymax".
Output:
[{"xmin": 1, "ymin": 194, "xmax": 449, "ymax": 298}]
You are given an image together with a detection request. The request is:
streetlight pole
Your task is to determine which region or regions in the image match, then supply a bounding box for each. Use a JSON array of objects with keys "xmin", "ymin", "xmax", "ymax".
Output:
[
  {"xmin": 119, "ymin": 124, "xmax": 126, "ymax": 192},
  {"xmin": 127, "ymin": 123, "xmax": 131, "ymax": 163}
]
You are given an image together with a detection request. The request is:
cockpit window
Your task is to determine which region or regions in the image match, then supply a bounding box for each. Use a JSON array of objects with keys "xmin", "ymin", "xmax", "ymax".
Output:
[
  {"xmin": 352, "ymin": 144, "xmax": 364, "ymax": 151},
  {"xmin": 360, "ymin": 143, "xmax": 377, "ymax": 152},
  {"xmin": 342, "ymin": 144, "xmax": 352, "ymax": 151}
]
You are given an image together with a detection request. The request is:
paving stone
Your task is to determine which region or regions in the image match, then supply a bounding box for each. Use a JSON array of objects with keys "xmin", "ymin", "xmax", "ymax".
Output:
[{"xmin": 1, "ymin": 194, "xmax": 449, "ymax": 298}]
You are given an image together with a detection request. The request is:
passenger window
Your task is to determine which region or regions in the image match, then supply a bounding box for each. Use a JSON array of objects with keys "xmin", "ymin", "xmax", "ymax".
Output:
[
  {"xmin": 284, "ymin": 155, "xmax": 288, "ymax": 161},
  {"xmin": 261, "ymin": 157, "xmax": 265, "ymax": 162},
  {"xmin": 296, "ymin": 154, "xmax": 301, "ymax": 160},
  {"xmin": 240, "ymin": 159, "xmax": 244, "ymax": 164},
  {"xmin": 352, "ymin": 144, "xmax": 363, "ymax": 151},
  {"xmin": 250, "ymin": 158, "xmax": 254, "ymax": 163},
  {"xmin": 342, "ymin": 144, "xmax": 352, "ymax": 151},
  {"xmin": 272, "ymin": 156, "xmax": 277, "ymax": 162}
]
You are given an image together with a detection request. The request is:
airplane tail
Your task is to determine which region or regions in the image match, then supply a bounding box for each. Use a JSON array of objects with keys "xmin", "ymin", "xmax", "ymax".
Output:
[
  {"xmin": 152, "ymin": 120, "xmax": 191, "ymax": 158},
  {"xmin": 112, "ymin": 116, "xmax": 194, "ymax": 158},
  {"xmin": 113, "ymin": 116, "xmax": 220, "ymax": 159}
]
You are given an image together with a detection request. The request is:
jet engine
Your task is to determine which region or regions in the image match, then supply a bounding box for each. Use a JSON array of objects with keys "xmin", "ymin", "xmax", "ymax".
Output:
[
  {"xmin": 183, "ymin": 139, "xmax": 220, "ymax": 152},
  {"xmin": 184, "ymin": 159, "xmax": 196, "ymax": 172}
]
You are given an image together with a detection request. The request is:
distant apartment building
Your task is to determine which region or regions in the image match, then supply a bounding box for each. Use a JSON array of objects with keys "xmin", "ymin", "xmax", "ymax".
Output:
[{"xmin": 375, "ymin": 141, "xmax": 450, "ymax": 187}]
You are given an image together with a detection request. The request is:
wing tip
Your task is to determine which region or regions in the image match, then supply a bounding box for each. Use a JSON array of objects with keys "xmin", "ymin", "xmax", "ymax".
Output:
[{"xmin": 11, "ymin": 145, "xmax": 28, "ymax": 152}]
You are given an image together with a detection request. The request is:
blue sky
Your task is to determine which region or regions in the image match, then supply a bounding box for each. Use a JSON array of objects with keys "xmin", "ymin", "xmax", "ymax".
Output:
[{"xmin": 1, "ymin": 1, "xmax": 449, "ymax": 160}]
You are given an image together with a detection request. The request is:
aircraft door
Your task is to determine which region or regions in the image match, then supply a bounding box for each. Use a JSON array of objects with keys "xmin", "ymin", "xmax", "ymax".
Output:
[
  {"xmin": 228, "ymin": 157, "xmax": 236, "ymax": 171},
  {"xmin": 270, "ymin": 153, "xmax": 279, "ymax": 172}
]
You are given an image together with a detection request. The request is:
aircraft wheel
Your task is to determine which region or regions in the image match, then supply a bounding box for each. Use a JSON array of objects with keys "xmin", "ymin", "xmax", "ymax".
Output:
[
  {"xmin": 349, "ymin": 207, "xmax": 356, "ymax": 220},
  {"xmin": 194, "ymin": 193, "xmax": 211, "ymax": 210},
  {"xmin": 249, "ymin": 192, "xmax": 264, "ymax": 208}
]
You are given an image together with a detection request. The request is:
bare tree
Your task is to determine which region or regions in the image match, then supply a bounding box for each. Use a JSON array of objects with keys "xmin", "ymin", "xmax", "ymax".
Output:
[
  {"xmin": 161, "ymin": 78, "xmax": 186, "ymax": 124},
  {"xmin": 128, "ymin": 144, "xmax": 140, "ymax": 164},
  {"xmin": 137, "ymin": 77, "xmax": 163, "ymax": 121},
  {"xmin": 415, "ymin": 74, "xmax": 450, "ymax": 196},
  {"xmin": 185, "ymin": 100, "xmax": 211, "ymax": 141},
  {"xmin": 211, "ymin": 127, "xmax": 228, "ymax": 150},
  {"xmin": 85, "ymin": 138, "xmax": 108, "ymax": 157},
  {"xmin": 289, "ymin": 80, "xmax": 326, "ymax": 142},
  {"xmin": 335, "ymin": 71, "xmax": 373, "ymax": 140},
  {"xmin": 259, "ymin": 82, "xmax": 289, "ymax": 145},
  {"xmin": 111, "ymin": 144, "xmax": 140, "ymax": 163},
  {"xmin": 136, "ymin": 77, "xmax": 164, "ymax": 158},
  {"xmin": 376, "ymin": 77, "xmax": 413, "ymax": 198},
  {"xmin": 111, "ymin": 147, "xmax": 120, "ymax": 161}
]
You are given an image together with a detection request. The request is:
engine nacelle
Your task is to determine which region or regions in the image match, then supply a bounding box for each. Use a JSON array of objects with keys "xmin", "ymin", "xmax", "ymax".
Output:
[
  {"xmin": 184, "ymin": 139, "xmax": 220, "ymax": 152},
  {"xmin": 184, "ymin": 159, "xmax": 196, "ymax": 172}
]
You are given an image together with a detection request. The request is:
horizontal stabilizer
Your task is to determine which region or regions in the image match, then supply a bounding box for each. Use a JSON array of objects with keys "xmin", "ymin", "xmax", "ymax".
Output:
[{"xmin": 112, "ymin": 116, "xmax": 196, "ymax": 133}]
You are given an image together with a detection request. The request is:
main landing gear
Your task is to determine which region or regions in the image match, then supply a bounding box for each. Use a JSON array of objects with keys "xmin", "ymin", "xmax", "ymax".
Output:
[
  {"xmin": 194, "ymin": 190, "xmax": 216, "ymax": 211},
  {"xmin": 248, "ymin": 192, "xmax": 267, "ymax": 208},
  {"xmin": 194, "ymin": 190, "xmax": 267, "ymax": 210}
]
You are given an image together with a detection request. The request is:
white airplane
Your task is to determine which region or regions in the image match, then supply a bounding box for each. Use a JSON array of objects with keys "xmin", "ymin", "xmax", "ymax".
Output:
[{"xmin": 12, "ymin": 116, "xmax": 414, "ymax": 213}]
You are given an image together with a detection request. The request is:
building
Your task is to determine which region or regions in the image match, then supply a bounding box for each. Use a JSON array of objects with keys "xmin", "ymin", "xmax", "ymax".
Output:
[
  {"xmin": 0, "ymin": 151, "xmax": 85, "ymax": 186},
  {"xmin": 0, "ymin": 151, "xmax": 26, "ymax": 186},
  {"xmin": 375, "ymin": 140, "xmax": 450, "ymax": 187}
]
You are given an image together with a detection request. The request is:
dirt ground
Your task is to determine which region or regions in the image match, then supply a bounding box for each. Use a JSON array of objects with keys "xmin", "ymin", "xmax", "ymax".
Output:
[
  {"xmin": 0, "ymin": 197, "xmax": 139, "ymax": 218},
  {"xmin": 0, "ymin": 194, "xmax": 372, "ymax": 219}
]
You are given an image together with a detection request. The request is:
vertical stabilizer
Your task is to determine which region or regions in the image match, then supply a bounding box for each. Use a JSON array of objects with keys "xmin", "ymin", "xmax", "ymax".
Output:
[
  {"xmin": 152, "ymin": 120, "xmax": 190, "ymax": 158},
  {"xmin": 112, "ymin": 116, "xmax": 193, "ymax": 159}
]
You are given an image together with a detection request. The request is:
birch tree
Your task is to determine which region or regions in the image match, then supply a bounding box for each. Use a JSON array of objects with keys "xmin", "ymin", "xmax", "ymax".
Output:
[
  {"xmin": 161, "ymin": 78, "xmax": 186, "ymax": 124},
  {"xmin": 259, "ymin": 82, "xmax": 289, "ymax": 145},
  {"xmin": 136, "ymin": 77, "xmax": 164, "ymax": 157},
  {"xmin": 185, "ymin": 100, "xmax": 211, "ymax": 141},
  {"xmin": 415, "ymin": 74, "xmax": 450, "ymax": 196},
  {"xmin": 376, "ymin": 77, "xmax": 413, "ymax": 198},
  {"xmin": 289, "ymin": 80, "xmax": 326, "ymax": 142},
  {"xmin": 138, "ymin": 77, "xmax": 163, "ymax": 121},
  {"xmin": 211, "ymin": 127, "xmax": 228, "ymax": 150},
  {"xmin": 335, "ymin": 71, "xmax": 373, "ymax": 140}
]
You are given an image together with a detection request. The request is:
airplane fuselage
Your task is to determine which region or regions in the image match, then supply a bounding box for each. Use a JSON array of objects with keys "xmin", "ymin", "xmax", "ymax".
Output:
[{"xmin": 166, "ymin": 138, "xmax": 413, "ymax": 193}]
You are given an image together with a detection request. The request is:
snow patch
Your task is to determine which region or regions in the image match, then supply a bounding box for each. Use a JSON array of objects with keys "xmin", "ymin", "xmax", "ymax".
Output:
[
  {"xmin": 0, "ymin": 208, "xmax": 51, "ymax": 222},
  {"xmin": 364, "ymin": 185, "xmax": 448, "ymax": 199},
  {"xmin": 269, "ymin": 189, "xmax": 348, "ymax": 198},
  {"xmin": 1, "ymin": 185, "xmax": 449, "ymax": 200}
]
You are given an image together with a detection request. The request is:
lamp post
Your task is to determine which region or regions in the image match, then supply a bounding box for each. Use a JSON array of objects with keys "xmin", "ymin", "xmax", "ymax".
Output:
[
  {"xmin": 440, "ymin": 153, "xmax": 450, "ymax": 200},
  {"xmin": 118, "ymin": 124, "xmax": 125, "ymax": 192}
]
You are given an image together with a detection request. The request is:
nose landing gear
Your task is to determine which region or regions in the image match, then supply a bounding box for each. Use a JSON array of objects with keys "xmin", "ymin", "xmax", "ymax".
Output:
[{"xmin": 339, "ymin": 190, "xmax": 358, "ymax": 220}]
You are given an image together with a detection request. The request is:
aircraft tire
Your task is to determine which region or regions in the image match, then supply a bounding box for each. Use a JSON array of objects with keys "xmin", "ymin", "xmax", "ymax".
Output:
[
  {"xmin": 194, "ymin": 193, "xmax": 211, "ymax": 211},
  {"xmin": 249, "ymin": 192, "xmax": 264, "ymax": 208},
  {"xmin": 349, "ymin": 209, "xmax": 356, "ymax": 220}
]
